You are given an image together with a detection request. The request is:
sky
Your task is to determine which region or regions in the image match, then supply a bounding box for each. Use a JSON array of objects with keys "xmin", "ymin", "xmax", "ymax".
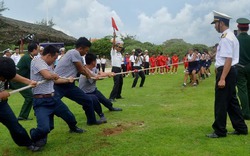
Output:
[{"xmin": 3, "ymin": 0, "xmax": 250, "ymax": 46}]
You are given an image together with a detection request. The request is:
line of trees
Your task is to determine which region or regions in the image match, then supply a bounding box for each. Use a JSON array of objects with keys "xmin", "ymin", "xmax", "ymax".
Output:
[{"xmin": 89, "ymin": 35, "xmax": 210, "ymax": 59}]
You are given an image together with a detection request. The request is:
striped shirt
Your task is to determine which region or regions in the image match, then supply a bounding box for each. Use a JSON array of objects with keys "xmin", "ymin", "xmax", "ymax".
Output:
[
  {"xmin": 31, "ymin": 57, "xmax": 54, "ymax": 94},
  {"xmin": 0, "ymin": 81, "xmax": 4, "ymax": 92},
  {"xmin": 55, "ymin": 49, "xmax": 83, "ymax": 77},
  {"xmin": 0, "ymin": 81, "xmax": 4, "ymax": 102}
]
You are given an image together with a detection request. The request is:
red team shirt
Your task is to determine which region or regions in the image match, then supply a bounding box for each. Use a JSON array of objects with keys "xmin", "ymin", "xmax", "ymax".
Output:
[{"xmin": 172, "ymin": 55, "xmax": 179, "ymax": 66}]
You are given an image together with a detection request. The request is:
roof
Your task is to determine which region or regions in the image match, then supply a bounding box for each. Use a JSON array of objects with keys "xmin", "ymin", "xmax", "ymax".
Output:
[{"xmin": 0, "ymin": 16, "xmax": 77, "ymax": 45}]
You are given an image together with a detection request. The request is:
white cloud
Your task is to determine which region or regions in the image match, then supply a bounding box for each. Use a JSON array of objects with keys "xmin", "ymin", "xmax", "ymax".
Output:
[
  {"xmin": 58, "ymin": 0, "xmax": 123, "ymax": 39},
  {"xmin": 29, "ymin": 0, "xmax": 250, "ymax": 46},
  {"xmin": 38, "ymin": 0, "xmax": 58, "ymax": 10},
  {"xmin": 135, "ymin": 0, "xmax": 250, "ymax": 45}
]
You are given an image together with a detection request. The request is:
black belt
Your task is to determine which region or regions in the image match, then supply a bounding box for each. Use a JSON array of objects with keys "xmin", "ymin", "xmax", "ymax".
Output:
[
  {"xmin": 33, "ymin": 93, "xmax": 54, "ymax": 98},
  {"xmin": 217, "ymin": 65, "xmax": 235, "ymax": 72}
]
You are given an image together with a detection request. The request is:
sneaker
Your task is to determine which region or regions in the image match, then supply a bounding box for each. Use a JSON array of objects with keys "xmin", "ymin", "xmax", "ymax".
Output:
[
  {"xmin": 182, "ymin": 83, "xmax": 187, "ymax": 87},
  {"xmin": 109, "ymin": 99, "xmax": 116, "ymax": 102},
  {"xmin": 100, "ymin": 116, "xmax": 107, "ymax": 123},
  {"xmin": 27, "ymin": 145, "xmax": 41, "ymax": 152},
  {"xmin": 110, "ymin": 107, "xmax": 123, "ymax": 111},
  {"xmin": 70, "ymin": 126, "xmax": 86, "ymax": 133},
  {"xmin": 193, "ymin": 83, "xmax": 197, "ymax": 86}
]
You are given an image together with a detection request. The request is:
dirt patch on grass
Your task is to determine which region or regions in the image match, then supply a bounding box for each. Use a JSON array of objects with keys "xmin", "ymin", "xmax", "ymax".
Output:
[
  {"xmin": 2, "ymin": 149, "xmax": 10, "ymax": 156},
  {"xmin": 102, "ymin": 121, "xmax": 145, "ymax": 136}
]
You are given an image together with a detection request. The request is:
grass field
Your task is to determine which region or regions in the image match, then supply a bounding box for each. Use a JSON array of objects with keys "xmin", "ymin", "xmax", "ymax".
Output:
[{"xmin": 1, "ymin": 66, "xmax": 250, "ymax": 156}]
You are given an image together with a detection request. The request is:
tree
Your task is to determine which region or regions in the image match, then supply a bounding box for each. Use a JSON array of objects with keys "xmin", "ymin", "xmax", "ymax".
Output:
[
  {"xmin": 35, "ymin": 18, "xmax": 56, "ymax": 27},
  {"xmin": 0, "ymin": 0, "xmax": 9, "ymax": 15},
  {"xmin": 90, "ymin": 38, "xmax": 112, "ymax": 58}
]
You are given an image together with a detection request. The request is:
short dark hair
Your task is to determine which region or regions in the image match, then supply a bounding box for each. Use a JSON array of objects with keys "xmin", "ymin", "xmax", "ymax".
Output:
[
  {"xmin": 42, "ymin": 45, "xmax": 59, "ymax": 56},
  {"xmin": 0, "ymin": 57, "xmax": 16, "ymax": 80},
  {"xmin": 75, "ymin": 37, "xmax": 92, "ymax": 49},
  {"xmin": 85, "ymin": 53, "xmax": 97, "ymax": 65},
  {"xmin": 28, "ymin": 42, "xmax": 38, "ymax": 52}
]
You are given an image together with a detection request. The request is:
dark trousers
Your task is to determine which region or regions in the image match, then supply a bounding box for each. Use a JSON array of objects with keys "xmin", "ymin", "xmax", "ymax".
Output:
[
  {"xmin": 11, "ymin": 81, "xmax": 33, "ymax": 119},
  {"xmin": 101, "ymin": 64, "xmax": 106, "ymax": 72},
  {"xmin": 236, "ymin": 65, "xmax": 250, "ymax": 119},
  {"xmin": 54, "ymin": 83, "xmax": 97, "ymax": 124},
  {"xmin": 87, "ymin": 94, "xmax": 104, "ymax": 118},
  {"xmin": 131, "ymin": 62, "xmax": 134, "ymax": 77},
  {"xmin": 0, "ymin": 100, "xmax": 32, "ymax": 147},
  {"xmin": 121, "ymin": 64, "xmax": 127, "ymax": 77},
  {"xmin": 96, "ymin": 64, "xmax": 101, "ymax": 72},
  {"xmin": 132, "ymin": 66, "xmax": 145, "ymax": 88},
  {"xmin": 30, "ymin": 96, "xmax": 77, "ymax": 142},
  {"xmin": 88, "ymin": 89, "xmax": 113, "ymax": 111},
  {"xmin": 144, "ymin": 62, "xmax": 150, "ymax": 75},
  {"xmin": 109, "ymin": 67, "xmax": 123, "ymax": 99},
  {"xmin": 213, "ymin": 66, "xmax": 248, "ymax": 136}
]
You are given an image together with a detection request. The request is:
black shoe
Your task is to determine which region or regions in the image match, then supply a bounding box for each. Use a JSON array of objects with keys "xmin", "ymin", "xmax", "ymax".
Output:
[
  {"xmin": 70, "ymin": 126, "xmax": 86, "ymax": 133},
  {"xmin": 228, "ymin": 131, "xmax": 248, "ymax": 135},
  {"xmin": 87, "ymin": 119, "xmax": 107, "ymax": 126},
  {"xmin": 109, "ymin": 99, "xmax": 116, "ymax": 102},
  {"xmin": 18, "ymin": 117, "xmax": 33, "ymax": 121},
  {"xmin": 110, "ymin": 107, "xmax": 123, "ymax": 111},
  {"xmin": 27, "ymin": 145, "xmax": 41, "ymax": 152},
  {"xmin": 206, "ymin": 132, "xmax": 225, "ymax": 138}
]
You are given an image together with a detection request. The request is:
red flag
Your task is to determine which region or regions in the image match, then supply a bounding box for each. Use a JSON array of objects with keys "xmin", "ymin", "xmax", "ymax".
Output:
[{"xmin": 111, "ymin": 17, "xmax": 119, "ymax": 31}]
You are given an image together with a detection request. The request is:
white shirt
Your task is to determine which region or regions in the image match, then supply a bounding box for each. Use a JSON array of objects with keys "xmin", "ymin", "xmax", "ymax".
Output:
[
  {"xmin": 110, "ymin": 48, "xmax": 122, "ymax": 67},
  {"xmin": 11, "ymin": 53, "xmax": 21, "ymax": 65},
  {"xmin": 215, "ymin": 29, "xmax": 239, "ymax": 68},
  {"xmin": 134, "ymin": 56, "xmax": 142, "ymax": 66},
  {"xmin": 129, "ymin": 55, "xmax": 135, "ymax": 63},
  {"xmin": 101, "ymin": 58, "xmax": 106, "ymax": 64},
  {"xmin": 144, "ymin": 55, "xmax": 149, "ymax": 62},
  {"xmin": 96, "ymin": 58, "xmax": 101, "ymax": 64}
]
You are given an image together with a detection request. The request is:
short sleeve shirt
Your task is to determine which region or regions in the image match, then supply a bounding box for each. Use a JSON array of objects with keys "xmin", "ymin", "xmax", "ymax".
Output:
[
  {"xmin": 55, "ymin": 49, "xmax": 83, "ymax": 77},
  {"xmin": 0, "ymin": 81, "xmax": 4, "ymax": 102},
  {"xmin": 78, "ymin": 68, "xmax": 98, "ymax": 93},
  {"xmin": 215, "ymin": 29, "xmax": 239, "ymax": 68},
  {"xmin": 31, "ymin": 57, "xmax": 54, "ymax": 94},
  {"xmin": 101, "ymin": 58, "xmax": 106, "ymax": 64},
  {"xmin": 0, "ymin": 81, "xmax": 4, "ymax": 92},
  {"xmin": 110, "ymin": 48, "xmax": 122, "ymax": 67}
]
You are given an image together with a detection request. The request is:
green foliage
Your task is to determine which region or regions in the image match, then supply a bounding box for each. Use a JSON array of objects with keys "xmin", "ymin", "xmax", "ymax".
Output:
[
  {"xmin": 162, "ymin": 39, "xmax": 192, "ymax": 56},
  {"xmin": 192, "ymin": 43, "xmax": 209, "ymax": 52},
  {"xmin": 89, "ymin": 35, "xmax": 209, "ymax": 58},
  {"xmin": 35, "ymin": 18, "xmax": 56, "ymax": 27},
  {"xmin": 90, "ymin": 38, "xmax": 112, "ymax": 58}
]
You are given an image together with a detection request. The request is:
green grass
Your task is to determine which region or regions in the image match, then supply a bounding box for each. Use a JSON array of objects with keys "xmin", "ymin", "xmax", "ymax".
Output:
[{"xmin": 1, "ymin": 66, "xmax": 250, "ymax": 156}]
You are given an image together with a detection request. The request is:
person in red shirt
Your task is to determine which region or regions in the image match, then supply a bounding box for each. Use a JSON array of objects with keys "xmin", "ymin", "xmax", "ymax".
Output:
[
  {"xmin": 157, "ymin": 53, "xmax": 165, "ymax": 74},
  {"xmin": 156, "ymin": 53, "xmax": 161, "ymax": 74},
  {"xmin": 125, "ymin": 53, "xmax": 131, "ymax": 76},
  {"xmin": 171, "ymin": 53, "xmax": 179, "ymax": 74},
  {"xmin": 149, "ymin": 54, "xmax": 157, "ymax": 75}
]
